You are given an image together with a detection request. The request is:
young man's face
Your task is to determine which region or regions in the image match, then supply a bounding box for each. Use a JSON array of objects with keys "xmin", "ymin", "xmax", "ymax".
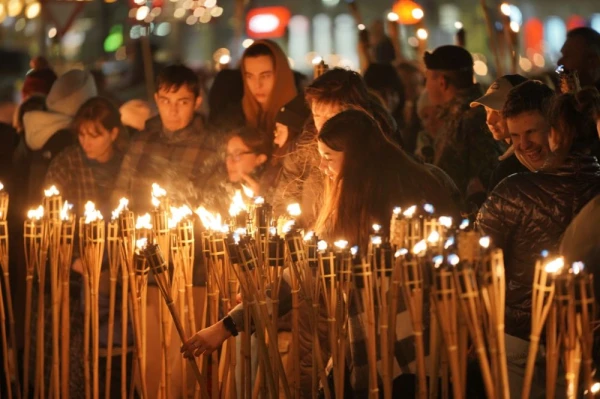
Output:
[
  {"xmin": 154, "ymin": 84, "xmax": 200, "ymax": 132},
  {"xmin": 507, "ymin": 111, "xmax": 551, "ymax": 171},
  {"xmin": 558, "ymin": 35, "xmax": 600, "ymax": 87},
  {"xmin": 484, "ymin": 106, "xmax": 509, "ymax": 142},
  {"xmin": 243, "ymin": 55, "xmax": 275, "ymax": 106}
]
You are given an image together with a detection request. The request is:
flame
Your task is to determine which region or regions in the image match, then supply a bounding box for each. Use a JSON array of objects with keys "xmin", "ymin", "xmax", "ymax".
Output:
[
  {"xmin": 371, "ymin": 236, "xmax": 382, "ymax": 246},
  {"xmin": 136, "ymin": 237, "xmax": 148, "ymax": 251},
  {"xmin": 372, "ymin": 224, "xmax": 382, "ymax": 233},
  {"xmin": 334, "ymin": 240, "xmax": 348, "ymax": 250},
  {"xmin": 544, "ymin": 257, "xmax": 564, "ymax": 274},
  {"xmin": 572, "ymin": 262, "xmax": 585, "ymax": 275},
  {"xmin": 254, "ymin": 197, "xmax": 265, "ymax": 205},
  {"xmin": 448, "ymin": 254, "xmax": 460, "ymax": 266},
  {"xmin": 590, "ymin": 382, "xmax": 600, "ymax": 394},
  {"xmin": 242, "ymin": 185, "xmax": 254, "ymax": 198},
  {"xmin": 270, "ymin": 227, "xmax": 277, "ymax": 236},
  {"xmin": 151, "ymin": 183, "xmax": 167, "ymax": 207},
  {"xmin": 84, "ymin": 201, "xmax": 103, "ymax": 223},
  {"xmin": 195, "ymin": 207, "xmax": 228, "ymax": 232},
  {"xmin": 412, "ymin": 239, "xmax": 427, "ymax": 255},
  {"xmin": 135, "ymin": 213, "xmax": 153, "ymax": 230},
  {"xmin": 395, "ymin": 248, "xmax": 408, "ymax": 258},
  {"xmin": 304, "ymin": 231, "xmax": 315, "ymax": 241},
  {"xmin": 393, "ymin": 207, "xmax": 402, "ymax": 215},
  {"xmin": 287, "ymin": 203, "xmax": 302, "ymax": 217},
  {"xmin": 424, "ymin": 204, "xmax": 435, "ymax": 214},
  {"xmin": 438, "ymin": 216, "xmax": 453, "ymax": 228},
  {"xmin": 169, "ymin": 205, "xmax": 193, "ymax": 228},
  {"xmin": 44, "ymin": 185, "xmax": 60, "ymax": 197},
  {"xmin": 350, "ymin": 246, "xmax": 358, "ymax": 256},
  {"xmin": 60, "ymin": 201, "xmax": 72, "ymax": 221},
  {"xmin": 403, "ymin": 205, "xmax": 417, "ymax": 218},
  {"xmin": 229, "ymin": 190, "xmax": 246, "ymax": 217},
  {"xmin": 444, "ymin": 236, "xmax": 455, "ymax": 249},
  {"xmin": 479, "ymin": 236, "xmax": 491, "ymax": 249},
  {"xmin": 459, "ymin": 219, "xmax": 470, "ymax": 230},
  {"xmin": 282, "ymin": 220, "xmax": 295, "ymax": 234},
  {"xmin": 433, "ymin": 255, "xmax": 444, "ymax": 268},
  {"xmin": 318, "ymin": 240, "xmax": 328, "ymax": 251},
  {"xmin": 427, "ymin": 231, "xmax": 440, "ymax": 244},
  {"xmin": 111, "ymin": 197, "xmax": 129, "ymax": 220},
  {"xmin": 27, "ymin": 205, "xmax": 44, "ymax": 220},
  {"xmin": 0, "ymin": 182, "xmax": 3, "ymax": 191},
  {"xmin": 235, "ymin": 227, "xmax": 247, "ymax": 236}
]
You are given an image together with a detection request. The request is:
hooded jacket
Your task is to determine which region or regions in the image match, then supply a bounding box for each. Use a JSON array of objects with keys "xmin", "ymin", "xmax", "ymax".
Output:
[
  {"xmin": 241, "ymin": 40, "xmax": 297, "ymax": 139},
  {"xmin": 477, "ymin": 153, "xmax": 600, "ymax": 340}
]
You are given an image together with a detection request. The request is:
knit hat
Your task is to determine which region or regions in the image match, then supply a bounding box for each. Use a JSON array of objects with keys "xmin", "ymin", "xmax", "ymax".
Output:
[
  {"xmin": 424, "ymin": 45, "xmax": 474, "ymax": 71},
  {"xmin": 22, "ymin": 68, "xmax": 57, "ymax": 99},
  {"xmin": 470, "ymin": 74, "xmax": 528, "ymax": 110},
  {"xmin": 275, "ymin": 95, "xmax": 310, "ymax": 132},
  {"xmin": 120, "ymin": 99, "xmax": 152, "ymax": 131},
  {"xmin": 46, "ymin": 69, "xmax": 98, "ymax": 117}
]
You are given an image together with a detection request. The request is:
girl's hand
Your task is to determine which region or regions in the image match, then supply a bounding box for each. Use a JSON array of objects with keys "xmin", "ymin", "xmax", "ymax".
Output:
[{"xmin": 180, "ymin": 320, "xmax": 231, "ymax": 359}]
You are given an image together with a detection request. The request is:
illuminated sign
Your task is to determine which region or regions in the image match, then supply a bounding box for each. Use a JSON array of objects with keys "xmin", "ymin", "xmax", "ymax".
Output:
[{"xmin": 246, "ymin": 7, "xmax": 291, "ymax": 39}]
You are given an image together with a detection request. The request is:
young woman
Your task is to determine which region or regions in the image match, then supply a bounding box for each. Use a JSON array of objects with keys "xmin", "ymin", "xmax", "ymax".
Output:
[
  {"xmin": 225, "ymin": 127, "xmax": 276, "ymax": 199},
  {"xmin": 45, "ymin": 96, "xmax": 127, "ymax": 216}
]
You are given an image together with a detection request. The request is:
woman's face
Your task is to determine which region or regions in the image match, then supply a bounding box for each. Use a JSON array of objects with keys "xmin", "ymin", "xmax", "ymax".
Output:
[
  {"xmin": 78, "ymin": 121, "xmax": 118, "ymax": 163},
  {"xmin": 226, "ymin": 136, "xmax": 267, "ymax": 182},
  {"xmin": 311, "ymin": 101, "xmax": 343, "ymax": 132},
  {"xmin": 274, "ymin": 122, "xmax": 289, "ymax": 148},
  {"xmin": 317, "ymin": 140, "xmax": 344, "ymax": 179}
]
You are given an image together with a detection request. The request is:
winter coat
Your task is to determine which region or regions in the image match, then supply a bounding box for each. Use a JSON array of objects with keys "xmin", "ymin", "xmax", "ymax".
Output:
[{"xmin": 477, "ymin": 153, "xmax": 600, "ymax": 340}]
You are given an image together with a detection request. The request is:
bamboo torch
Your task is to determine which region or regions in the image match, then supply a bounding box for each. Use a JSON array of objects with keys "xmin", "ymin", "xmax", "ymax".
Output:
[
  {"xmin": 572, "ymin": 263, "xmax": 596, "ymax": 399},
  {"xmin": 23, "ymin": 205, "xmax": 44, "ymax": 399},
  {"xmin": 0, "ymin": 183, "xmax": 21, "ymax": 399},
  {"xmin": 135, "ymin": 214, "xmax": 153, "ymax": 396},
  {"xmin": 521, "ymin": 256, "xmax": 564, "ymax": 399},
  {"xmin": 83, "ymin": 201, "xmax": 105, "ymax": 399},
  {"xmin": 79, "ymin": 213, "xmax": 91, "ymax": 399},
  {"xmin": 34, "ymin": 200, "xmax": 50, "ymax": 399},
  {"xmin": 58, "ymin": 202, "xmax": 75, "ymax": 399},
  {"xmin": 105, "ymin": 213, "xmax": 121, "ymax": 399},
  {"xmin": 143, "ymin": 242, "xmax": 210, "ymax": 399}
]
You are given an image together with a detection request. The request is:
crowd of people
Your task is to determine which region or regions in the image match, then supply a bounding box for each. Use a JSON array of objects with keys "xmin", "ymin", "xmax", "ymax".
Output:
[{"xmin": 1, "ymin": 25, "xmax": 600, "ymax": 398}]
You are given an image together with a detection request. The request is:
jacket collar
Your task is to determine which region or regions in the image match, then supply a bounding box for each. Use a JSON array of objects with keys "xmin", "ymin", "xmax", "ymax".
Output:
[
  {"xmin": 145, "ymin": 113, "xmax": 205, "ymax": 143},
  {"xmin": 542, "ymin": 152, "xmax": 600, "ymax": 177}
]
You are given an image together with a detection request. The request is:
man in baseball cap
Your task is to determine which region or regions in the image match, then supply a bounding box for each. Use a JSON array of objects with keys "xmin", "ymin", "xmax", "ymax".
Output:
[
  {"xmin": 470, "ymin": 75, "xmax": 530, "ymax": 191},
  {"xmin": 423, "ymin": 45, "xmax": 502, "ymax": 209}
]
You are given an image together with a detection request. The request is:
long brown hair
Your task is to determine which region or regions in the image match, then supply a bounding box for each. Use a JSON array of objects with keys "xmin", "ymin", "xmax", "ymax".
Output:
[
  {"xmin": 314, "ymin": 110, "xmax": 453, "ymax": 251},
  {"xmin": 241, "ymin": 40, "xmax": 297, "ymax": 139}
]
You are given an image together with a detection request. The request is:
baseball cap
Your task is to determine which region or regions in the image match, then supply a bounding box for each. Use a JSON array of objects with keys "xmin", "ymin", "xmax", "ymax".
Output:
[
  {"xmin": 424, "ymin": 45, "xmax": 474, "ymax": 71},
  {"xmin": 470, "ymin": 74, "xmax": 528, "ymax": 110}
]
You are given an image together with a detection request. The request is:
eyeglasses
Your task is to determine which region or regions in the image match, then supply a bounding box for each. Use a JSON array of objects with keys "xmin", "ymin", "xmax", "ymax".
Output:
[{"xmin": 225, "ymin": 151, "xmax": 255, "ymax": 162}]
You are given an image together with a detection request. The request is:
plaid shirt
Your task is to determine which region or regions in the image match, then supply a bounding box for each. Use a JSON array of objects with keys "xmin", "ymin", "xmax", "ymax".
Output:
[
  {"xmin": 113, "ymin": 114, "xmax": 229, "ymax": 214},
  {"xmin": 44, "ymin": 145, "xmax": 123, "ymax": 217}
]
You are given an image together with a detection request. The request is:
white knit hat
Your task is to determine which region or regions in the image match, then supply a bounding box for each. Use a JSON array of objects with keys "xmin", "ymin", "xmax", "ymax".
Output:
[
  {"xmin": 46, "ymin": 69, "xmax": 97, "ymax": 117},
  {"xmin": 120, "ymin": 99, "xmax": 152, "ymax": 131}
]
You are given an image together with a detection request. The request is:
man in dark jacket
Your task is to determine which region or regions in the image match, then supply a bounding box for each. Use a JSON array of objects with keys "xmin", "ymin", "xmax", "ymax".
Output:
[
  {"xmin": 477, "ymin": 80, "xmax": 600, "ymax": 398},
  {"xmin": 470, "ymin": 74, "xmax": 530, "ymax": 191},
  {"xmin": 424, "ymin": 45, "xmax": 503, "ymax": 210},
  {"xmin": 558, "ymin": 27, "xmax": 600, "ymax": 91},
  {"xmin": 113, "ymin": 64, "xmax": 228, "ymax": 214}
]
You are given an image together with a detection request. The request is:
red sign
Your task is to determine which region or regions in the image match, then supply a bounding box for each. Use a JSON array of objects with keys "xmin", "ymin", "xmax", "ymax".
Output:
[{"xmin": 246, "ymin": 7, "xmax": 291, "ymax": 39}]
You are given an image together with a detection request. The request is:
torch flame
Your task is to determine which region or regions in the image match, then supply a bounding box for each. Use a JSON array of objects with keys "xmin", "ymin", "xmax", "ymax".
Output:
[
  {"xmin": 444, "ymin": 236, "xmax": 455, "ymax": 249},
  {"xmin": 84, "ymin": 201, "xmax": 103, "ymax": 223},
  {"xmin": 372, "ymin": 224, "xmax": 382, "ymax": 233},
  {"xmin": 242, "ymin": 185, "xmax": 254, "ymax": 198},
  {"xmin": 282, "ymin": 220, "xmax": 295, "ymax": 234},
  {"xmin": 350, "ymin": 246, "xmax": 358, "ymax": 256},
  {"xmin": 318, "ymin": 240, "xmax": 328, "ymax": 252},
  {"xmin": 168, "ymin": 205, "xmax": 193, "ymax": 228},
  {"xmin": 403, "ymin": 205, "xmax": 417, "ymax": 218},
  {"xmin": 412, "ymin": 239, "xmax": 427, "ymax": 255},
  {"xmin": 111, "ymin": 197, "xmax": 129, "ymax": 221},
  {"xmin": 544, "ymin": 257, "xmax": 564, "ymax": 274},
  {"xmin": 60, "ymin": 201, "xmax": 72, "ymax": 221},
  {"xmin": 590, "ymin": 382, "xmax": 600, "ymax": 394},
  {"xmin": 151, "ymin": 183, "xmax": 167, "ymax": 207},
  {"xmin": 572, "ymin": 262, "xmax": 585, "ymax": 275},
  {"xmin": 135, "ymin": 213, "xmax": 153, "ymax": 230},
  {"xmin": 371, "ymin": 236, "xmax": 382, "ymax": 246},
  {"xmin": 27, "ymin": 205, "xmax": 44, "ymax": 220},
  {"xmin": 393, "ymin": 207, "xmax": 402, "ymax": 215},
  {"xmin": 303, "ymin": 231, "xmax": 315, "ymax": 241},
  {"xmin": 395, "ymin": 248, "xmax": 408, "ymax": 258},
  {"xmin": 438, "ymin": 216, "xmax": 453, "ymax": 228},
  {"xmin": 0, "ymin": 182, "xmax": 3, "ymax": 191},
  {"xmin": 229, "ymin": 190, "xmax": 247, "ymax": 217},
  {"xmin": 287, "ymin": 203, "xmax": 302, "ymax": 217},
  {"xmin": 270, "ymin": 227, "xmax": 277, "ymax": 236},
  {"xmin": 334, "ymin": 240, "xmax": 348, "ymax": 250},
  {"xmin": 479, "ymin": 236, "xmax": 491, "ymax": 249},
  {"xmin": 424, "ymin": 204, "xmax": 435, "ymax": 214},
  {"xmin": 448, "ymin": 254, "xmax": 460, "ymax": 266},
  {"xmin": 433, "ymin": 255, "xmax": 444, "ymax": 268},
  {"xmin": 44, "ymin": 185, "xmax": 60, "ymax": 197},
  {"xmin": 459, "ymin": 219, "xmax": 470, "ymax": 230},
  {"xmin": 427, "ymin": 231, "xmax": 440, "ymax": 244},
  {"xmin": 136, "ymin": 237, "xmax": 148, "ymax": 251},
  {"xmin": 195, "ymin": 206, "xmax": 228, "ymax": 232},
  {"xmin": 254, "ymin": 197, "xmax": 265, "ymax": 205}
]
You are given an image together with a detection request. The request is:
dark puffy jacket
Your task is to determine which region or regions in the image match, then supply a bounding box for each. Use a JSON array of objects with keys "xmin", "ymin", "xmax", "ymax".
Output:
[{"xmin": 477, "ymin": 153, "xmax": 600, "ymax": 340}]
